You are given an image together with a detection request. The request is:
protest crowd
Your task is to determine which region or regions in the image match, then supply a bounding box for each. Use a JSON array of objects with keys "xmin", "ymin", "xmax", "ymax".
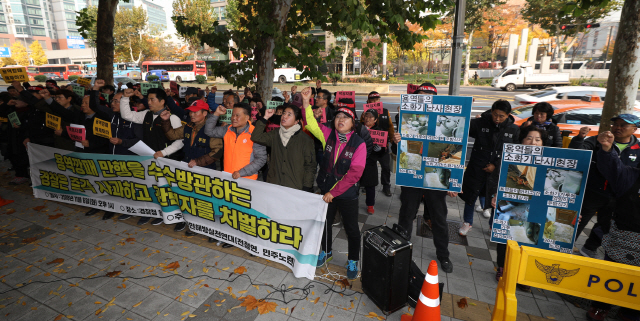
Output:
[{"xmin": 0, "ymin": 78, "xmax": 638, "ymax": 321}]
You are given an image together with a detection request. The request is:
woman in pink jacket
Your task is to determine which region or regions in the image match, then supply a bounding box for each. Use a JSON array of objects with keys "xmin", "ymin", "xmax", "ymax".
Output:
[{"xmin": 302, "ymin": 87, "xmax": 366, "ymax": 280}]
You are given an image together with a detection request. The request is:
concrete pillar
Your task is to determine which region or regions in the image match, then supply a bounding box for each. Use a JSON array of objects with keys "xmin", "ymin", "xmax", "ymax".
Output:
[
  {"xmin": 558, "ymin": 51, "xmax": 566, "ymax": 72},
  {"xmin": 516, "ymin": 28, "xmax": 529, "ymax": 64},
  {"xmin": 528, "ymin": 38, "xmax": 540, "ymax": 65},
  {"xmin": 506, "ymin": 34, "xmax": 519, "ymax": 67},
  {"xmin": 540, "ymin": 56, "xmax": 551, "ymax": 74}
]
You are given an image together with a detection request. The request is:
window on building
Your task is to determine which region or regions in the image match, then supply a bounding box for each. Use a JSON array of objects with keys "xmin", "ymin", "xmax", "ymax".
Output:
[
  {"xmin": 32, "ymin": 28, "xmax": 45, "ymax": 36},
  {"xmin": 0, "ymin": 39, "xmax": 9, "ymax": 46},
  {"xmin": 25, "ymin": 0, "xmax": 39, "ymax": 5},
  {"xmin": 214, "ymin": 6, "xmax": 225, "ymax": 20},
  {"xmin": 0, "ymin": 26, "xmax": 7, "ymax": 34},
  {"xmin": 65, "ymin": 13, "xmax": 75, "ymax": 20},
  {"xmin": 27, "ymin": 8, "xmax": 41, "ymax": 15},
  {"xmin": 68, "ymin": 31, "xmax": 80, "ymax": 37},
  {"xmin": 52, "ymin": 43, "xmax": 59, "ymax": 50},
  {"xmin": 0, "ymin": 15, "xmax": 4, "ymax": 23},
  {"xmin": 30, "ymin": 18, "xmax": 43, "ymax": 25},
  {"xmin": 15, "ymin": 26, "xmax": 29, "ymax": 35},
  {"xmin": 63, "ymin": 4, "xmax": 75, "ymax": 10},
  {"xmin": 67, "ymin": 22, "xmax": 77, "ymax": 29}
]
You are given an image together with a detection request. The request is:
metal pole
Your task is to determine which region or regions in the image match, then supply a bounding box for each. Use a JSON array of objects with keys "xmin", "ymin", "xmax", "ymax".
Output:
[
  {"xmin": 382, "ymin": 42, "xmax": 387, "ymax": 80},
  {"xmin": 602, "ymin": 26, "xmax": 613, "ymax": 69},
  {"xmin": 448, "ymin": 0, "xmax": 466, "ymax": 96}
]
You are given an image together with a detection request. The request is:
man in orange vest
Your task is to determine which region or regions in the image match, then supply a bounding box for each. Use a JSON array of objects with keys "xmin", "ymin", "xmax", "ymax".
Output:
[{"xmin": 205, "ymin": 102, "xmax": 267, "ymax": 247}]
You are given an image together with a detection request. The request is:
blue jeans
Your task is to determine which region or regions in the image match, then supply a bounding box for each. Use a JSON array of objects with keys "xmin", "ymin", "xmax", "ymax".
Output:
[{"xmin": 463, "ymin": 196, "xmax": 485, "ymax": 225}]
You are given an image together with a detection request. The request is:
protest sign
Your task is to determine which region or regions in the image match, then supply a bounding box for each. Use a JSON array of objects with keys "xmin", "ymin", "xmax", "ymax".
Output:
[
  {"xmin": 45, "ymin": 113, "xmax": 61, "ymax": 130},
  {"xmin": 219, "ymin": 108, "xmax": 233, "ymax": 123},
  {"xmin": 291, "ymin": 93, "xmax": 303, "ymax": 107},
  {"xmin": 101, "ymin": 93, "xmax": 110, "ymax": 103},
  {"xmin": 93, "ymin": 117, "xmax": 112, "ymax": 139},
  {"xmin": 363, "ymin": 102, "xmax": 383, "ymax": 115},
  {"xmin": 7, "ymin": 111, "xmax": 20, "ymax": 126},
  {"xmin": 66, "ymin": 124, "xmax": 86, "ymax": 142},
  {"xmin": 396, "ymin": 94, "xmax": 472, "ymax": 193},
  {"xmin": 335, "ymin": 91, "xmax": 355, "ymax": 102},
  {"xmin": 28, "ymin": 143, "xmax": 327, "ymax": 279},
  {"xmin": 490, "ymin": 144, "xmax": 592, "ymax": 253},
  {"xmin": 170, "ymin": 81, "xmax": 178, "ymax": 96},
  {"xmin": 141, "ymin": 83, "xmax": 154, "ymax": 96},
  {"xmin": 73, "ymin": 86, "xmax": 85, "ymax": 97},
  {"xmin": 0, "ymin": 67, "xmax": 28, "ymax": 82},
  {"xmin": 369, "ymin": 130, "xmax": 388, "ymax": 147},
  {"xmin": 0, "ymin": 117, "xmax": 8, "ymax": 123},
  {"xmin": 77, "ymin": 77, "xmax": 92, "ymax": 86},
  {"xmin": 179, "ymin": 87, "xmax": 188, "ymax": 98},
  {"xmin": 266, "ymin": 123, "xmax": 280, "ymax": 132},
  {"xmin": 267, "ymin": 100, "xmax": 284, "ymax": 110}
]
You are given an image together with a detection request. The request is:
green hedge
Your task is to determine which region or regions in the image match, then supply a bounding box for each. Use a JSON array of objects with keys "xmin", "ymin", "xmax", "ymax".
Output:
[
  {"xmin": 147, "ymin": 75, "xmax": 160, "ymax": 82},
  {"xmin": 195, "ymin": 75, "xmax": 207, "ymax": 84},
  {"xmin": 68, "ymin": 75, "xmax": 80, "ymax": 81},
  {"xmin": 34, "ymin": 75, "xmax": 48, "ymax": 82}
]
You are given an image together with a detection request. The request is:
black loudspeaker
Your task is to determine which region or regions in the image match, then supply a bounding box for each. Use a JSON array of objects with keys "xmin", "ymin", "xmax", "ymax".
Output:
[{"xmin": 361, "ymin": 225, "xmax": 413, "ymax": 315}]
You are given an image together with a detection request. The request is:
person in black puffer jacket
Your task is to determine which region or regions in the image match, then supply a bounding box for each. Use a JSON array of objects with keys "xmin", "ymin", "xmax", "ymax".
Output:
[
  {"xmin": 586, "ymin": 130, "xmax": 640, "ymax": 321},
  {"xmin": 519, "ymin": 102, "xmax": 562, "ymax": 147},
  {"xmin": 459, "ymin": 100, "xmax": 520, "ymax": 236}
]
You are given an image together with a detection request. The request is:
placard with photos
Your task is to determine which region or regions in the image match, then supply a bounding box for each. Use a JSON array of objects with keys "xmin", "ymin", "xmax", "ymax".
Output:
[
  {"xmin": 490, "ymin": 144, "xmax": 592, "ymax": 253},
  {"xmin": 395, "ymin": 94, "xmax": 472, "ymax": 192}
]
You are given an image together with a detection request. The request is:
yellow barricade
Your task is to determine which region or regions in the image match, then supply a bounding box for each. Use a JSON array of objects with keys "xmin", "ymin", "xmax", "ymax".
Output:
[{"xmin": 492, "ymin": 240, "xmax": 640, "ymax": 321}]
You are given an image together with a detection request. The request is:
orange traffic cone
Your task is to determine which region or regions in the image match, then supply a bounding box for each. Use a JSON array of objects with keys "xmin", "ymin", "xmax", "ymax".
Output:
[
  {"xmin": 402, "ymin": 260, "xmax": 441, "ymax": 321},
  {"xmin": 0, "ymin": 195, "xmax": 14, "ymax": 207}
]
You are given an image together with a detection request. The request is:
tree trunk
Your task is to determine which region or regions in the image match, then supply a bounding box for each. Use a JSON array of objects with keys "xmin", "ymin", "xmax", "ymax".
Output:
[
  {"xmin": 254, "ymin": 0, "xmax": 293, "ymax": 102},
  {"xmin": 96, "ymin": 0, "xmax": 118, "ymax": 85},
  {"xmin": 341, "ymin": 41, "xmax": 350, "ymax": 79},
  {"xmin": 599, "ymin": 0, "xmax": 640, "ymax": 131},
  {"xmin": 463, "ymin": 29, "xmax": 474, "ymax": 86}
]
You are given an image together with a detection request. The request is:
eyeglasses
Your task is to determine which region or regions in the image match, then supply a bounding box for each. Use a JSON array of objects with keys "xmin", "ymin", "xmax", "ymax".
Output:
[{"xmin": 315, "ymin": 96, "xmax": 325, "ymax": 100}]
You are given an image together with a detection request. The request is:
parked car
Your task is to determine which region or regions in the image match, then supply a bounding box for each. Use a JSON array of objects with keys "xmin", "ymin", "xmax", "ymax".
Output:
[
  {"xmin": 510, "ymin": 96, "xmax": 640, "ymax": 137},
  {"xmin": 67, "ymin": 76, "xmax": 138, "ymax": 89},
  {"xmin": 514, "ymin": 86, "xmax": 640, "ymax": 107},
  {"xmin": 43, "ymin": 73, "xmax": 64, "ymax": 81},
  {"xmin": 145, "ymin": 69, "xmax": 169, "ymax": 82}
]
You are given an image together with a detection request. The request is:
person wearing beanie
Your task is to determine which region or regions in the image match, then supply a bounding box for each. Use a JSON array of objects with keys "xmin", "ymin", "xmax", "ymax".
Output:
[
  {"xmin": 302, "ymin": 87, "xmax": 365, "ymax": 280},
  {"xmin": 360, "ymin": 108, "xmax": 389, "ymax": 214},
  {"xmin": 361, "ymin": 91, "xmax": 394, "ymax": 196}
]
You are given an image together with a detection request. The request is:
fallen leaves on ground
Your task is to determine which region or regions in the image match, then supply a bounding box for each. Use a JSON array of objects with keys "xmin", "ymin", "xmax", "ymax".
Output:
[
  {"xmin": 313, "ymin": 297, "xmax": 320, "ymax": 304},
  {"xmin": 47, "ymin": 258, "xmax": 64, "ymax": 265},
  {"xmin": 125, "ymin": 237, "xmax": 135, "ymax": 243},
  {"xmin": 337, "ymin": 278, "xmax": 350, "ymax": 289},
  {"xmin": 22, "ymin": 237, "xmax": 37, "ymax": 244},
  {"xmin": 106, "ymin": 271, "xmax": 122, "ymax": 277},
  {"xmin": 133, "ymin": 301, "xmax": 142, "ymax": 308},
  {"xmin": 33, "ymin": 206, "xmax": 46, "ymax": 211},
  {"xmin": 163, "ymin": 261, "xmax": 180, "ymax": 271},
  {"xmin": 48, "ymin": 213, "xmax": 64, "ymax": 220},
  {"xmin": 257, "ymin": 301, "xmax": 277, "ymax": 315},
  {"xmin": 457, "ymin": 298, "xmax": 468, "ymax": 309},
  {"xmin": 4, "ymin": 209, "xmax": 15, "ymax": 214},
  {"xmin": 239, "ymin": 295, "xmax": 259, "ymax": 311},
  {"xmin": 233, "ymin": 266, "xmax": 247, "ymax": 275},
  {"xmin": 238, "ymin": 295, "xmax": 277, "ymax": 314},
  {"xmin": 54, "ymin": 315, "xmax": 64, "ymax": 321}
]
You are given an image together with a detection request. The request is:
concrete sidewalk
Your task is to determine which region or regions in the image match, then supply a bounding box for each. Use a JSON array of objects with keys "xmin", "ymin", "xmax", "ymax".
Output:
[{"xmin": 0, "ymin": 159, "xmax": 610, "ymax": 321}]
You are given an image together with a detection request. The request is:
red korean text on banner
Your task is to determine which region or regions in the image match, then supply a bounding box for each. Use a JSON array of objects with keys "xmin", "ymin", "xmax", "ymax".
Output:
[
  {"xmin": 363, "ymin": 102, "xmax": 383, "ymax": 115},
  {"xmin": 407, "ymin": 84, "xmax": 419, "ymax": 94},
  {"xmin": 369, "ymin": 129, "xmax": 388, "ymax": 147},
  {"xmin": 335, "ymin": 91, "xmax": 355, "ymax": 102},
  {"xmin": 266, "ymin": 122, "xmax": 281, "ymax": 133},
  {"xmin": 66, "ymin": 125, "xmax": 86, "ymax": 142}
]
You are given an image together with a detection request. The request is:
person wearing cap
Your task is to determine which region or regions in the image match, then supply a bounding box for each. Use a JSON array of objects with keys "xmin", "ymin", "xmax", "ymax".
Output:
[
  {"xmin": 361, "ymin": 91, "xmax": 394, "ymax": 196},
  {"xmin": 335, "ymin": 98, "xmax": 373, "ymax": 157},
  {"xmin": 519, "ymin": 102, "xmax": 562, "ymax": 147},
  {"xmin": 205, "ymin": 102, "xmax": 267, "ymax": 248},
  {"xmin": 182, "ymin": 87, "xmax": 199, "ymax": 108},
  {"xmin": 569, "ymin": 114, "xmax": 640, "ymax": 259},
  {"xmin": 45, "ymin": 79, "xmax": 58, "ymax": 89},
  {"xmin": 120, "ymin": 88, "xmax": 185, "ymax": 227},
  {"xmin": 302, "ymin": 87, "xmax": 366, "ymax": 280},
  {"xmin": 250, "ymin": 103, "xmax": 316, "ymax": 191},
  {"xmin": 360, "ymin": 108, "xmax": 388, "ymax": 214},
  {"xmin": 585, "ymin": 130, "xmax": 640, "ymax": 321},
  {"xmin": 160, "ymin": 100, "xmax": 224, "ymax": 237}
]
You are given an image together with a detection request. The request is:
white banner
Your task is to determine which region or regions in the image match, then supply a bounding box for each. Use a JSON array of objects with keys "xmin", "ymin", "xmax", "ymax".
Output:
[{"xmin": 28, "ymin": 143, "xmax": 327, "ymax": 279}]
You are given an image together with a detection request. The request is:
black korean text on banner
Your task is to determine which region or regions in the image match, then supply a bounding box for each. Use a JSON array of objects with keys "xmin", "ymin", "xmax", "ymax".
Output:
[
  {"xmin": 363, "ymin": 102, "xmax": 383, "ymax": 115},
  {"xmin": 46, "ymin": 113, "xmax": 61, "ymax": 130},
  {"xmin": 0, "ymin": 67, "xmax": 28, "ymax": 82},
  {"xmin": 93, "ymin": 118, "xmax": 112, "ymax": 139},
  {"xmin": 369, "ymin": 129, "xmax": 388, "ymax": 147}
]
